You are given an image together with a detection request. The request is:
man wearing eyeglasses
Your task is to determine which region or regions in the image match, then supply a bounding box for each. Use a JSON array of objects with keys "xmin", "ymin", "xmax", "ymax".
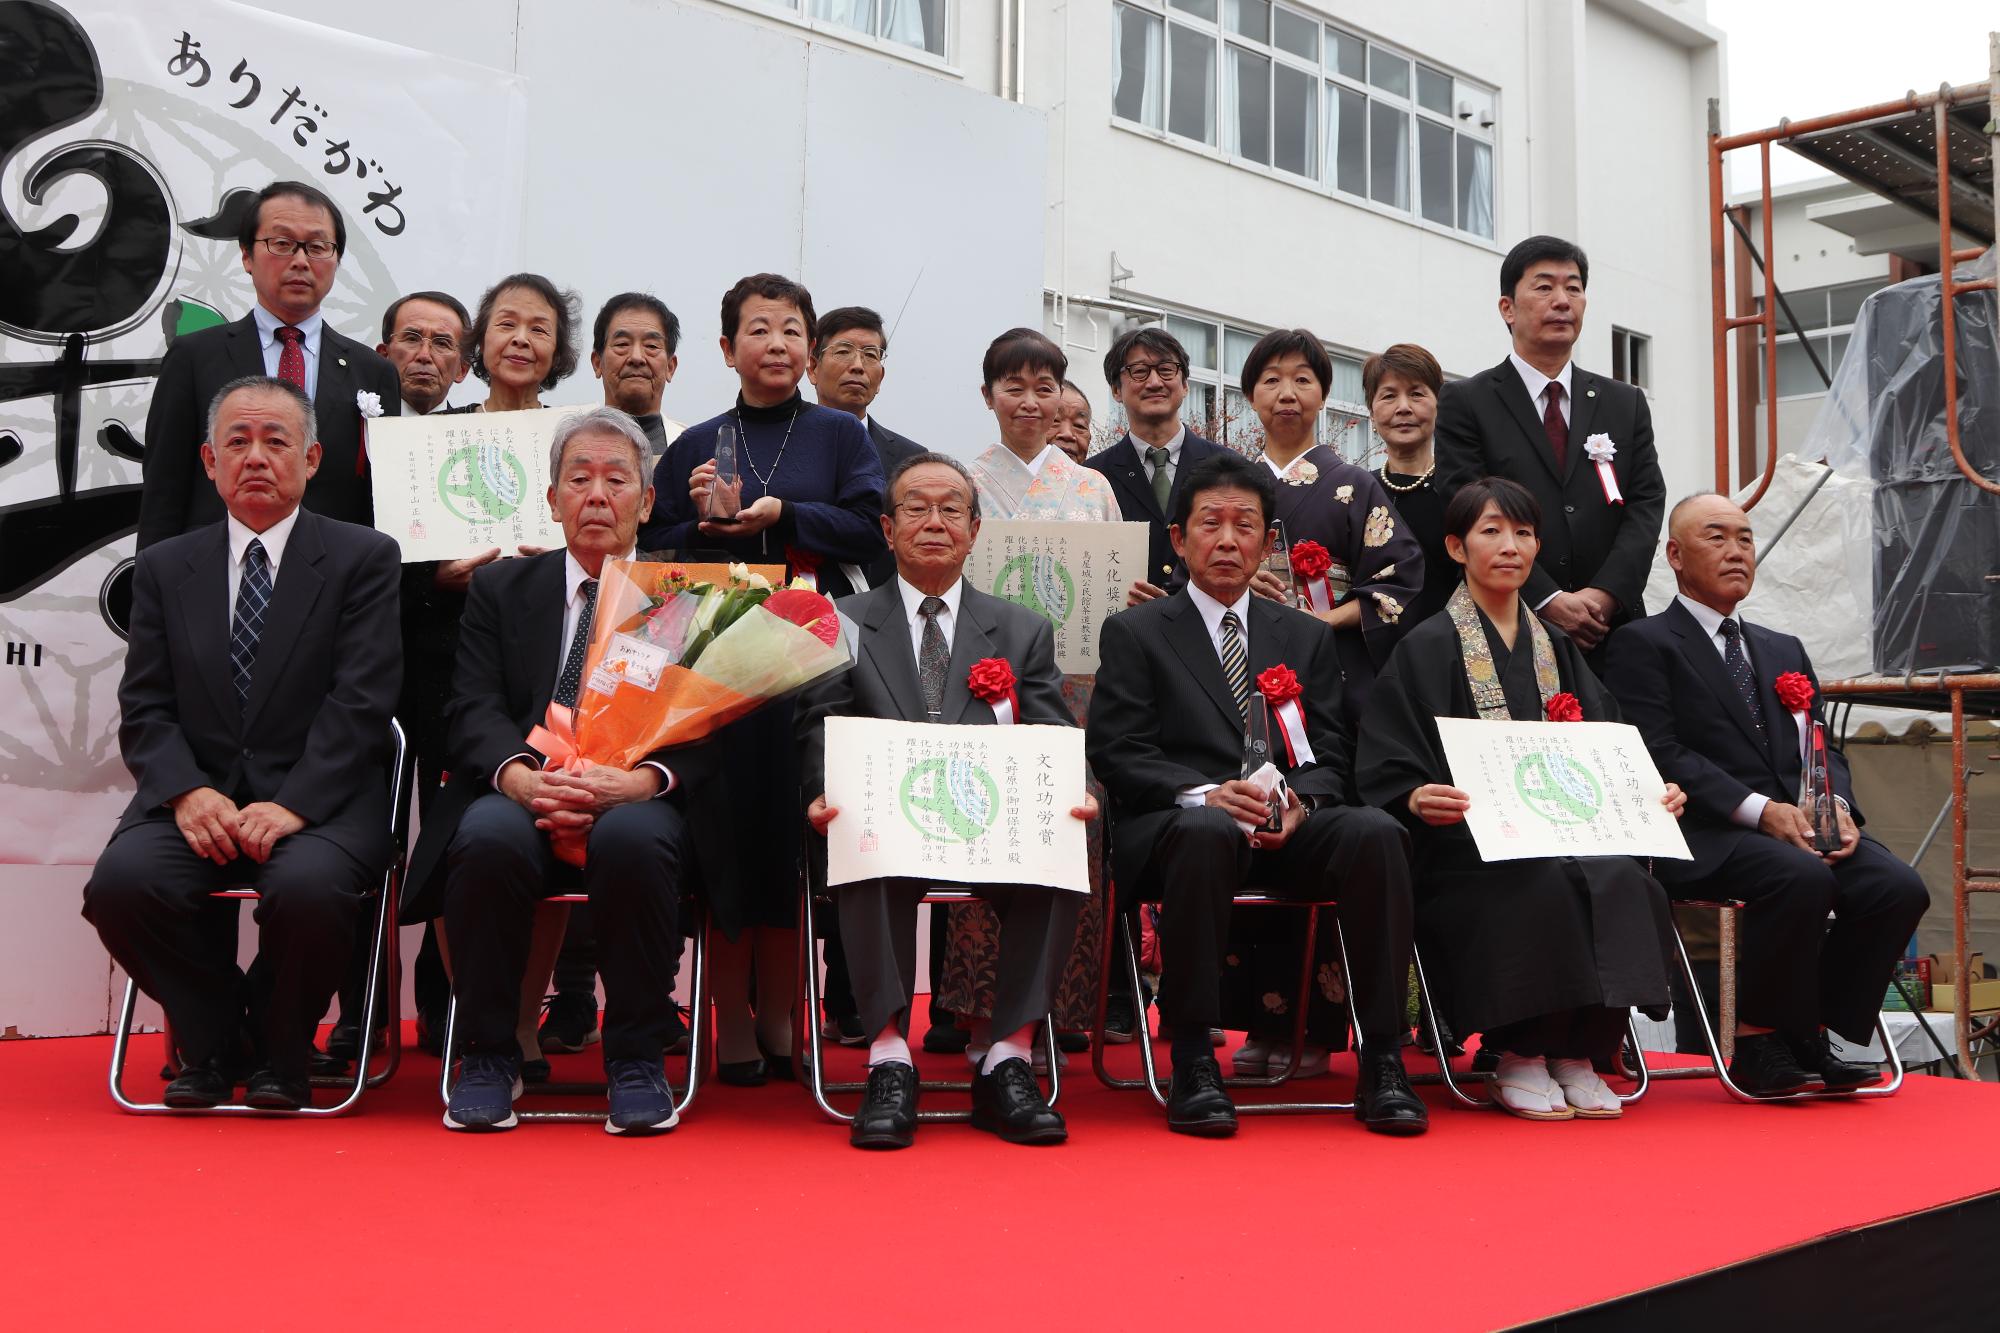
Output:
[
  {"xmin": 1082, "ymin": 327, "xmax": 1224, "ymax": 605},
  {"xmin": 137, "ymin": 179, "xmax": 401, "ymax": 549},
  {"xmin": 809, "ymin": 306, "xmax": 924, "ymax": 587},
  {"xmin": 377, "ymin": 290, "xmax": 472, "ymax": 418}
]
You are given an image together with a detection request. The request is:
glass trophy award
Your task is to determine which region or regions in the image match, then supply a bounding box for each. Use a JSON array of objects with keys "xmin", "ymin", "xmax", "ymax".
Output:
[
  {"xmin": 1242, "ymin": 695, "xmax": 1284, "ymax": 834},
  {"xmin": 707, "ymin": 422, "xmax": 743, "ymax": 523},
  {"xmin": 1801, "ymin": 721, "xmax": 1841, "ymax": 853},
  {"xmin": 1261, "ymin": 517, "xmax": 1298, "ymax": 605}
]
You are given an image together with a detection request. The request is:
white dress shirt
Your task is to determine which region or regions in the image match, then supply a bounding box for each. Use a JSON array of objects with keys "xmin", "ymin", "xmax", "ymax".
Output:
[
  {"xmin": 224, "ymin": 506, "xmax": 299, "ymax": 610},
  {"xmin": 252, "ymin": 305, "xmax": 323, "ymax": 399},
  {"xmin": 1508, "ymin": 351, "xmax": 1572, "ymax": 429},
  {"xmin": 1675, "ymin": 591, "xmax": 1817, "ymax": 828},
  {"xmin": 896, "ymin": 574, "xmax": 962, "ymax": 662},
  {"xmin": 1134, "ymin": 423, "xmax": 1187, "ymax": 488},
  {"xmin": 1175, "ymin": 579, "xmax": 1256, "ymax": 807}
]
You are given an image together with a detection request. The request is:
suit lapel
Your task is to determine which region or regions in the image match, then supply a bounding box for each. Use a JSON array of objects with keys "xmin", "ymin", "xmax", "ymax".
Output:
[
  {"xmin": 241, "ymin": 511, "xmax": 326, "ymax": 729},
  {"xmin": 1489, "ymin": 358, "xmax": 1564, "ymax": 484},
  {"xmin": 1163, "ymin": 593, "xmax": 1244, "ymax": 734},
  {"xmin": 1664, "ymin": 600, "xmax": 1770, "ymax": 763},
  {"xmin": 1246, "ymin": 596, "xmax": 1291, "ymax": 683},
  {"xmin": 526, "ymin": 552, "xmax": 567, "ymax": 706},
  {"xmin": 1564, "ymin": 369, "xmax": 1601, "ymax": 488},
  {"xmin": 1111, "ymin": 435, "xmax": 1166, "ymax": 525},
  {"xmin": 176, "ymin": 526, "xmax": 238, "ymax": 724},
  {"xmin": 943, "ymin": 587, "xmax": 998, "ymax": 723},
  {"xmin": 1746, "ymin": 622, "xmax": 1800, "ymax": 780},
  {"xmin": 224, "ymin": 314, "xmax": 265, "ymax": 380},
  {"xmin": 859, "ymin": 582, "xmax": 927, "ymax": 722}
]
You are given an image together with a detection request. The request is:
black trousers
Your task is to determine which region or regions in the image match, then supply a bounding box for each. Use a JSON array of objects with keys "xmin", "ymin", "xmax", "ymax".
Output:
[
  {"xmin": 84, "ymin": 819, "xmax": 369, "ymax": 1079},
  {"xmin": 1484, "ymin": 1006, "xmax": 1628, "ymax": 1060},
  {"xmin": 1142, "ymin": 804, "xmax": 1412, "ymax": 1048},
  {"xmin": 443, "ymin": 794, "xmax": 686, "ymax": 1063},
  {"xmin": 1667, "ymin": 833, "xmax": 1928, "ymax": 1042}
]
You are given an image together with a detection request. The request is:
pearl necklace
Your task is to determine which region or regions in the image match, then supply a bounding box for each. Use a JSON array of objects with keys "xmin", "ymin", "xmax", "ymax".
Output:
[{"xmin": 1378, "ymin": 459, "xmax": 1434, "ymax": 493}]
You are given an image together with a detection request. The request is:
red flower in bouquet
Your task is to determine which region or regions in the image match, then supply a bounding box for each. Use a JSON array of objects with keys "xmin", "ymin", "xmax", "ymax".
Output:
[
  {"xmin": 968, "ymin": 657, "xmax": 1017, "ymax": 701},
  {"xmin": 1290, "ymin": 540, "xmax": 1333, "ymax": 582},
  {"xmin": 1545, "ymin": 692, "xmax": 1583, "ymax": 723},
  {"xmin": 1256, "ymin": 664, "xmax": 1302, "ymax": 704},
  {"xmin": 1774, "ymin": 671, "xmax": 1814, "ymax": 713}
]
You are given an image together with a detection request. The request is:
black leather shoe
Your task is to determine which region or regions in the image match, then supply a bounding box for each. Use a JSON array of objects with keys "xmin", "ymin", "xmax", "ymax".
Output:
[
  {"xmin": 415, "ymin": 1004, "xmax": 448, "ymax": 1057},
  {"xmin": 1787, "ymin": 1030, "xmax": 1884, "ymax": 1092},
  {"xmin": 850, "ymin": 1061, "xmax": 919, "ymax": 1149},
  {"xmin": 717, "ymin": 1057, "xmax": 769, "ymax": 1087},
  {"xmin": 1355, "ymin": 1049, "xmax": 1429, "ymax": 1136},
  {"xmin": 1729, "ymin": 1032, "xmax": 1822, "ymax": 1097},
  {"xmin": 1057, "ymin": 1030, "xmax": 1090, "ymax": 1054},
  {"xmin": 163, "ymin": 1061, "xmax": 233, "ymax": 1109},
  {"xmin": 971, "ymin": 1057, "xmax": 1067, "ymax": 1144},
  {"xmin": 244, "ymin": 1069, "xmax": 310, "ymax": 1111},
  {"xmin": 921, "ymin": 1022, "xmax": 971, "ymax": 1054},
  {"xmin": 521, "ymin": 1055, "xmax": 553, "ymax": 1085},
  {"xmin": 1166, "ymin": 1055, "xmax": 1236, "ymax": 1137},
  {"xmin": 1102, "ymin": 994, "xmax": 1137, "ymax": 1045},
  {"xmin": 759, "ymin": 1041, "xmax": 796, "ymax": 1082}
]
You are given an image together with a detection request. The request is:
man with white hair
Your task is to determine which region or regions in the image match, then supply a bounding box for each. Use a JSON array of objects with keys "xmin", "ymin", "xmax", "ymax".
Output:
[{"xmin": 402, "ymin": 407, "xmax": 705, "ymax": 1135}]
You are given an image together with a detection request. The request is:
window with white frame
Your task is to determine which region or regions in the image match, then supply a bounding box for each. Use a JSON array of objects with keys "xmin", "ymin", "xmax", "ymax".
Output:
[
  {"xmin": 725, "ymin": 0, "xmax": 949, "ymax": 58},
  {"xmin": 1755, "ymin": 278, "xmax": 1886, "ymax": 400},
  {"xmin": 1111, "ymin": 3, "xmax": 1496, "ymax": 241},
  {"xmin": 1611, "ymin": 327, "xmax": 1651, "ymax": 392}
]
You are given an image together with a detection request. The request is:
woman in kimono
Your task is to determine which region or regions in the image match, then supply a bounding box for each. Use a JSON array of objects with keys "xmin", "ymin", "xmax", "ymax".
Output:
[
  {"xmin": 1224, "ymin": 328, "xmax": 1427, "ymax": 1079},
  {"xmin": 943, "ymin": 330, "xmax": 1121, "ymax": 1059},
  {"xmin": 1357, "ymin": 477, "xmax": 1683, "ymax": 1119}
]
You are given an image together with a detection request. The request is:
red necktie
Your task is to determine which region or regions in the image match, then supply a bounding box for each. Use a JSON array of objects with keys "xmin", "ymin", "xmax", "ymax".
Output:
[
  {"xmin": 1542, "ymin": 381, "xmax": 1568, "ymax": 471},
  {"xmin": 275, "ymin": 325, "xmax": 306, "ymax": 391}
]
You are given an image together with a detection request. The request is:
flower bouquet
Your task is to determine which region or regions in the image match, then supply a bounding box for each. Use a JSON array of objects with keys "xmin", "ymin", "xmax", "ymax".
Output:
[{"xmin": 527, "ymin": 560, "xmax": 850, "ymax": 863}]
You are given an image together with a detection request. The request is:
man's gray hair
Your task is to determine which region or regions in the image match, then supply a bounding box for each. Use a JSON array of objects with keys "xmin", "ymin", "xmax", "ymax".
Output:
[
  {"xmin": 548, "ymin": 405, "xmax": 651, "ymax": 480},
  {"xmin": 887, "ymin": 450, "xmax": 982, "ymax": 521},
  {"xmin": 206, "ymin": 374, "xmax": 317, "ymax": 446}
]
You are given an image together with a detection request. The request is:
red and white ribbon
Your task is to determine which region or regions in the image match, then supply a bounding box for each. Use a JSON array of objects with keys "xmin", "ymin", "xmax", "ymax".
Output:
[
  {"xmin": 1270, "ymin": 697, "xmax": 1314, "ymax": 767},
  {"xmin": 990, "ymin": 689, "xmax": 1017, "ymax": 726},
  {"xmin": 1299, "ymin": 576, "xmax": 1334, "ymax": 613},
  {"xmin": 1583, "ymin": 433, "xmax": 1623, "ymax": 505}
]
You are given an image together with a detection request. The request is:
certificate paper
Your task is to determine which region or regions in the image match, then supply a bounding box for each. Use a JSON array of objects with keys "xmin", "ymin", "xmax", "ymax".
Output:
[
  {"xmin": 367, "ymin": 408, "xmax": 569, "ymax": 561},
  {"xmin": 966, "ymin": 521, "xmax": 1149, "ymax": 674},
  {"xmin": 824, "ymin": 716, "xmax": 1089, "ymax": 893},
  {"xmin": 1433, "ymin": 718, "xmax": 1692, "ymax": 862}
]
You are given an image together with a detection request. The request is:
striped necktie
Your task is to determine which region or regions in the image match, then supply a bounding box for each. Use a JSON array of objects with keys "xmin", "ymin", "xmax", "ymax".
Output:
[
  {"xmin": 230, "ymin": 538, "xmax": 271, "ymax": 710},
  {"xmin": 1218, "ymin": 609, "xmax": 1250, "ymax": 720}
]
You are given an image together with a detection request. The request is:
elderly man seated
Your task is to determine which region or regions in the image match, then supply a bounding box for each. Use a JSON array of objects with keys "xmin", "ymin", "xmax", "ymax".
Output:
[
  {"xmin": 402, "ymin": 406, "xmax": 706, "ymax": 1135},
  {"xmin": 83, "ymin": 375, "xmax": 402, "ymax": 1110}
]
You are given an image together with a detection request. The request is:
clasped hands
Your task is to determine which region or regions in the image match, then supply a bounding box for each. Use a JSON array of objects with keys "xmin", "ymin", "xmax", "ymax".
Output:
[
  {"xmin": 1538, "ymin": 588, "xmax": 1620, "ymax": 650},
  {"xmin": 1205, "ymin": 778, "xmax": 1305, "ymax": 850},
  {"xmin": 809, "ymin": 791, "xmax": 1099, "ymax": 835},
  {"xmin": 689, "ymin": 459, "xmax": 782, "ymax": 537},
  {"xmin": 1407, "ymin": 780, "xmax": 1688, "ymax": 827},
  {"xmin": 169, "ymin": 787, "xmax": 305, "ymax": 865},
  {"xmin": 501, "ymin": 760, "xmax": 661, "ymax": 856},
  {"xmin": 1758, "ymin": 798, "xmax": 1859, "ymax": 862}
]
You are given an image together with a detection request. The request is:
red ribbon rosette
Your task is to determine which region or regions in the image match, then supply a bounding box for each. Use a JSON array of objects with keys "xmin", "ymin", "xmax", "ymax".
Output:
[
  {"xmin": 968, "ymin": 656, "xmax": 1019, "ymax": 724},
  {"xmin": 1289, "ymin": 541, "xmax": 1332, "ymax": 582},
  {"xmin": 1256, "ymin": 664, "xmax": 1302, "ymax": 704},
  {"xmin": 1774, "ymin": 671, "xmax": 1814, "ymax": 714},
  {"xmin": 1545, "ymin": 692, "xmax": 1583, "ymax": 723},
  {"xmin": 1255, "ymin": 663, "xmax": 1314, "ymax": 766}
]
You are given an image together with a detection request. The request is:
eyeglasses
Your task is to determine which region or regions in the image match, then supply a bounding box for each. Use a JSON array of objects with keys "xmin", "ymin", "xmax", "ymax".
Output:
[
  {"xmin": 252, "ymin": 236, "xmax": 338, "ymax": 261},
  {"xmin": 1121, "ymin": 360, "xmax": 1183, "ymax": 384},
  {"xmin": 393, "ymin": 330, "xmax": 462, "ymax": 355},
  {"xmin": 821, "ymin": 341, "xmax": 885, "ymax": 367},
  {"xmin": 894, "ymin": 500, "xmax": 972, "ymax": 525}
]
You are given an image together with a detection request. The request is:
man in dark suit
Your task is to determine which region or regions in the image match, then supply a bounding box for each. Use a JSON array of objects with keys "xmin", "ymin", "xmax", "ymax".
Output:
[
  {"xmin": 592, "ymin": 292, "xmax": 684, "ymax": 457},
  {"xmin": 798, "ymin": 452, "xmax": 1094, "ymax": 1149},
  {"xmin": 402, "ymin": 407, "xmax": 704, "ymax": 1135},
  {"xmin": 137, "ymin": 180, "xmax": 401, "ymax": 549},
  {"xmin": 1084, "ymin": 326, "xmax": 1225, "ymax": 602},
  {"xmin": 1605, "ymin": 493, "xmax": 1928, "ymax": 1095},
  {"xmin": 82, "ymin": 376, "xmax": 402, "ymax": 1110},
  {"xmin": 1435, "ymin": 235, "xmax": 1665, "ymax": 663},
  {"xmin": 1087, "ymin": 452, "xmax": 1426, "ymax": 1138}
]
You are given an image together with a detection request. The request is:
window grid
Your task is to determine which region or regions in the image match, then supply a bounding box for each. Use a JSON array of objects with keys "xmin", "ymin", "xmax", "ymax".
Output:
[
  {"xmin": 1753, "ymin": 279, "xmax": 1886, "ymax": 401},
  {"xmin": 718, "ymin": 0, "xmax": 951, "ymax": 61}
]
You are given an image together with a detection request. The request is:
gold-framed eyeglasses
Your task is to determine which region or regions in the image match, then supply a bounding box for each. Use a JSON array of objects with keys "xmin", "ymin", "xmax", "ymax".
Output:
[
  {"xmin": 821, "ymin": 341, "xmax": 885, "ymax": 366},
  {"xmin": 254, "ymin": 236, "xmax": 338, "ymax": 261}
]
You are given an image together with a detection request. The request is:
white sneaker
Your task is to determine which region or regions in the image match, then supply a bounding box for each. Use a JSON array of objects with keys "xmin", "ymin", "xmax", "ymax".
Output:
[
  {"xmin": 1548, "ymin": 1058, "xmax": 1623, "ymax": 1118},
  {"xmin": 1489, "ymin": 1053, "xmax": 1573, "ymax": 1120}
]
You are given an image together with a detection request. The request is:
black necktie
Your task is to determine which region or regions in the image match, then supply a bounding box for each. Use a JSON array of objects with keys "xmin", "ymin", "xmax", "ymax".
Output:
[
  {"xmin": 918, "ymin": 596, "xmax": 948, "ymax": 718},
  {"xmin": 555, "ymin": 578, "xmax": 598, "ymax": 708},
  {"xmin": 1218, "ymin": 609, "xmax": 1250, "ymax": 720},
  {"xmin": 230, "ymin": 538, "xmax": 271, "ymax": 711},
  {"xmin": 1719, "ymin": 618, "xmax": 1765, "ymax": 736}
]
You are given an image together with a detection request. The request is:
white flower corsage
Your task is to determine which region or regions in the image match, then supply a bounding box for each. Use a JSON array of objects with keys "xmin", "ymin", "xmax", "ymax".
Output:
[
  {"xmin": 355, "ymin": 390, "xmax": 384, "ymax": 418},
  {"xmin": 1583, "ymin": 433, "xmax": 1616, "ymax": 463},
  {"xmin": 1583, "ymin": 433, "xmax": 1624, "ymax": 505}
]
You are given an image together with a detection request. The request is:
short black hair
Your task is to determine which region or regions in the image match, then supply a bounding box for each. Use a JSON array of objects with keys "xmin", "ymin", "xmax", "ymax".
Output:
[
  {"xmin": 1172, "ymin": 451, "xmax": 1278, "ymax": 530},
  {"xmin": 237, "ymin": 180, "xmax": 346, "ymax": 258},
  {"xmin": 720, "ymin": 273, "xmax": 817, "ymax": 347},
  {"xmin": 982, "ymin": 327, "xmax": 1066, "ymax": 388},
  {"xmin": 1102, "ymin": 326, "xmax": 1190, "ymax": 390},
  {"xmin": 380, "ymin": 290, "xmax": 470, "ymax": 346},
  {"xmin": 592, "ymin": 292, "xmax": 681, "ymax": 358},
  {"xmin": 469, "ymin": 273, "xmax": 582, "ymax": 390},
  {"xmin": 816, "ymin": 306, "xmax": 885, "ymax": 351},
  {"xmin": 1239, "ymin": 328, "xmax": 1332, "ymax": 396},
  {"xmin": 1500, "ymin": 235, "xmax": 1589, "ymax": 299},
  {"xmin": 1443, "ymin": 476, "xmax": 1542, "ymax": 542}
]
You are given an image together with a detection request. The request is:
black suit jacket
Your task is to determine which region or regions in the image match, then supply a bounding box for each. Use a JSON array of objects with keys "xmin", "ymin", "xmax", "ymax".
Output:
[
  {"xmin": 1082, "ymin": 430, "xmax": 1224, "ymax": 589},
  {"xmin": 114, "ymin": 508, "xmax": 402, "ymax": 869},
  {"xmin": 1086, "ymin": 590, "xmax": 1353, "ymax": 887},
  {"xmin": 1603, "ymin": 599, "xmax": 1860, "ymax": 881},
  {"xmin": 137, "ymin": 312, "xmax": 402, "ymax": 549},
  {"xmin": 1434, "ymin": 358, "xmax": 1663, "ymax": 618},
  {"xmin": 797, "ymin": 580, "xmax": 1070, "ymax": 801},
  {"xmin": 861, "ymin": 418, "xmax": 924, "ymax": 588},
  {"xmin": 400, "ymin": 549, "xmax": 720, "ymax": 922}
]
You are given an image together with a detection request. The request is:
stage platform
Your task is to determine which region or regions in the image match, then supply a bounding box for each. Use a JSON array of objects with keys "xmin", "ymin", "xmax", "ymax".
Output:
[{"xmin": 5, "ymin": 1023, "xmax": 1996, "ymax": 1331}]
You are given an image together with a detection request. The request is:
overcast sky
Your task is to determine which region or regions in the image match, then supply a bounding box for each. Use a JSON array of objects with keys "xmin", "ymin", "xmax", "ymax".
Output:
[{"xmin": 1707, "ymin": 0, "xmax": 1994, "ymax": 191}]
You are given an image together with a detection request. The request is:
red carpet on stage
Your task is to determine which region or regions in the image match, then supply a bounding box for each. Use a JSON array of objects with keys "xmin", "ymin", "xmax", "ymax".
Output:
[{"xmin": 6, "ymin": 1025, "xmax": 1997, "ymax": 1331}]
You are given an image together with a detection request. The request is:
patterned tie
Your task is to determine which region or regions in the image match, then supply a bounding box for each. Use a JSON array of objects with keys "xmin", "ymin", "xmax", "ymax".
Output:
[
  {"xmin": 1218, "ymin": 609, "xmax": 1250, "ymax": 720},
  {"xmin": 275, "ymin": 325, "xmax": 306, "ymax": 392},
  {"xmin": 554, "ymin": 578, "xmax": 598, "ymax": 708},
  {"xmin": 230, "ymin": 538, "xmax": 271, "ymax": 711},
  {"xmin": 1542, "ymin": 381, "xmax": 1568, "ymax": 472},
  {"xmin": 1719, "ymin": 618, "xmax": 1766, "ymax": 736},
  {"xmin": 1147, "ymin": 445, "xmax": 1172, "ymax": 512},
  {"xmin": 918, "ymin": 596, "xmax": 948, "ymax": 719}
]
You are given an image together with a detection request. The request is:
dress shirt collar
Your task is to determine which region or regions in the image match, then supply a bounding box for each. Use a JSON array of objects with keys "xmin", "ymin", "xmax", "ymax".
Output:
[
  {"xmin": 564, "ymin": 547, "xmax": 634, "ymax": 608},
  {"xmin": 226, "ymin": 505, "xmax": 300, "ymax": 574},
  {"xmin": 1132, "ymin": 424, "xmax": 1187, "ymax": 467},
  {"xmin": 253, "ymin": 303, "xmax": 324, "ymax": 353},
  {"xmin": 1186, "ymin": 578, "xmax": 1253, "ymax": 649},
  {"xmin": 402, "ymin": 397, "xmax": 443, "ymax": 417},
  {"xmin": 1508, "ymin": 351, "xmax": 1572, "ymax": 407},
  {"xmin": 897, "ymin": 574, "xmax": 963, "ymax": 626},
  {"xmin": 1675, "ymin": 591, "xmax": 1745, "ymax": 650}
]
